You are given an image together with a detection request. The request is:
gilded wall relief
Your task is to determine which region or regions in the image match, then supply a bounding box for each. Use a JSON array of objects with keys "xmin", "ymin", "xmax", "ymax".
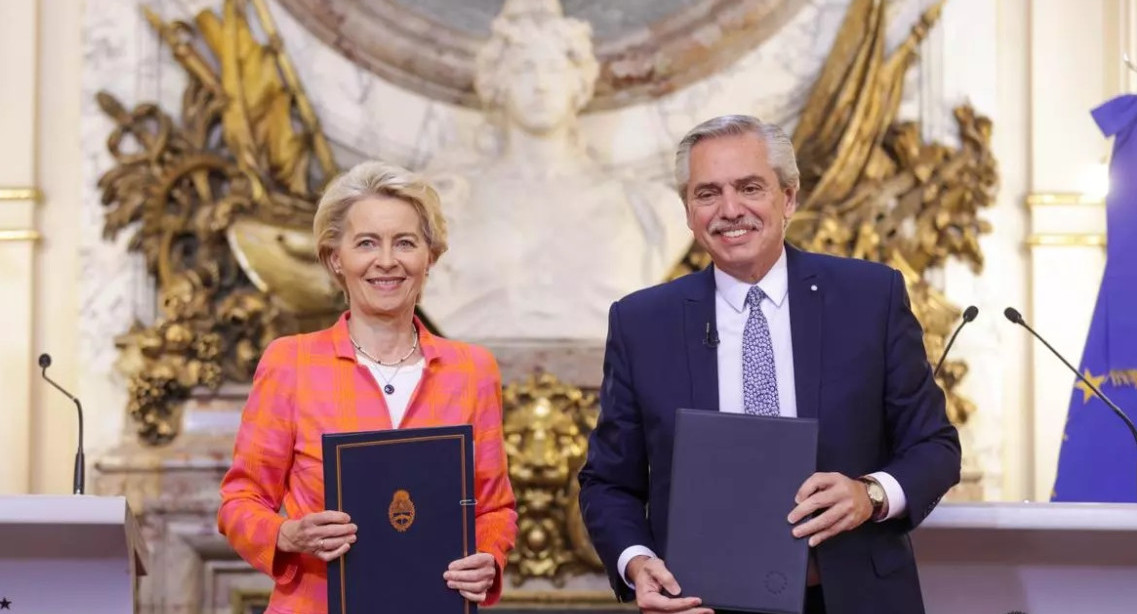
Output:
[
  {"xmin": 501, "ymin": 372, "xmax": 604, "ymax": 584},
  {"xmin": 98, "ymin": 0, "xmax": 342, "ymax": 443}
]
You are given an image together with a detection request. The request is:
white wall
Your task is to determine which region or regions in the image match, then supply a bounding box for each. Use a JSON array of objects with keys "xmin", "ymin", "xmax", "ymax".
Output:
[
  {"xmin": 1025, "ymin": 0, "xmax": 1130, "ymax": 502},
  {"xmin": 925, "ymin": 0, "xmax": 1033, "ymax": 502},
  {"xmin": 992, "ymin": 0, "xmax": 1036, "ymax": 503},
  {"xmin": 0, "ymin": 0, "xmax": 39, "ymax": 493},
  {"xmin": 0, "ymin": 0, "xmax": 126, "ymax": 495},
  {"xmin": 32, "ymin": 0, "xmax": 94, "ymax": 493}
]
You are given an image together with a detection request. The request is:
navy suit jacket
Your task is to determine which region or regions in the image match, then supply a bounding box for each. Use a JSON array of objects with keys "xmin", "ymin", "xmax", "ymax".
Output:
[{"xmin": 577, "ymin": 245, "xmax": 961, "ymax": 614}]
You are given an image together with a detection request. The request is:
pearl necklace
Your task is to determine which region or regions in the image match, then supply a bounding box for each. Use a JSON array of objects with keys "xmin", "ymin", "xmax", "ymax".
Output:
[{"xmin": 350, "ymin": 327, "xmax": 419, "ymax": 394}]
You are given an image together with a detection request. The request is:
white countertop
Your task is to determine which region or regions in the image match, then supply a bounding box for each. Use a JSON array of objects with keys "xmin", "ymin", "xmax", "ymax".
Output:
[
  {"xmin": 0, "ymin": 495, "xmax": 149, "ymax": 572},
  {"xmin": 921, "ymin": 501, "xmax": 1137, "ymax": 531},
  {"xmin": 0, "ymin": 494, "xmax": 132, "ymax": 525}
]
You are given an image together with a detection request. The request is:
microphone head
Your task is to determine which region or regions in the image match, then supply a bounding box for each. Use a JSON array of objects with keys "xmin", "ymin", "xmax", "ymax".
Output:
[
  {"xmin": 38, "ymin": 353, "xmax": 52, "ymax": 369},
  {"xmin": 1003, "ymin": 307, "xmax": 1024, "ymax": 324},
  {"xmin": 962, "ymin": 305, "xmax": 979, "ymax": 322}
]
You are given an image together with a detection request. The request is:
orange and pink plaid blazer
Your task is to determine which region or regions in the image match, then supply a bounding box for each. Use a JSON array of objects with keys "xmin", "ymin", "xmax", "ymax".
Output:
[{"xmin": 218, "ymin": 312, "xmax": 518, "ymax": 614}]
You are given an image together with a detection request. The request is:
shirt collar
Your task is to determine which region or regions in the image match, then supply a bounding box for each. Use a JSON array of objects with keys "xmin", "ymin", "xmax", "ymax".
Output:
[{"xmin": 714, "ymin": 246, "xmax": 789, "ymax": 313}]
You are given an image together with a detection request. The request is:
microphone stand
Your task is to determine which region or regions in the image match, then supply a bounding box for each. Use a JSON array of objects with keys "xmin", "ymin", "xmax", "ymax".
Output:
[
  {"xmin": 1005, "ymin": 309, "xmax": 1137, "ymax": 501},
  {"xmin": 38, "ymin": 355, "xmax": 85, "ymax": 495},
  {"xmin": 934, "ymin": 306, "xmax": 978, "ymax": 377}
]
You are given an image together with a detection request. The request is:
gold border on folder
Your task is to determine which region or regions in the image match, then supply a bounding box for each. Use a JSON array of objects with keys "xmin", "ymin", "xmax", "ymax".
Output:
[{"xmin": 332, "ymin": 432, "xmax": 473, "ymax": 614}]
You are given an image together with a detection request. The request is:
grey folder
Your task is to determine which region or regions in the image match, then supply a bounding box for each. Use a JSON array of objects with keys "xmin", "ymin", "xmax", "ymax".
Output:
[{"xmin": 666, "ymin": 408, "xmax": 818, "ymax": 614}]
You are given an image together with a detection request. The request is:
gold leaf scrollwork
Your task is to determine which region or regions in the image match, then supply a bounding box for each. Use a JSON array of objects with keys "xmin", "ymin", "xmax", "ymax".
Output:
[
  {"xmin": 501, "ymin": 372, "xmax": 605, "ymax": 585},
  {"xmin": 98, "ymin": 0, "xmax": 340, "ymax": 445}
]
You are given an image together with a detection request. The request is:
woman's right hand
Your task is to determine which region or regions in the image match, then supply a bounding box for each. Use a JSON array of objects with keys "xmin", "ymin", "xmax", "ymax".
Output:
[{"xmin": 277, "ymin": 510, "xmax": 358, "ymax": 562}]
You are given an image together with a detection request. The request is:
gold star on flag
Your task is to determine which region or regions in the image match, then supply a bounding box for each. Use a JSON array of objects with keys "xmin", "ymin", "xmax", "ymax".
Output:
[{"xmin": 1075, "ymin": 369, "xmax": 1107, "ymax": 404}]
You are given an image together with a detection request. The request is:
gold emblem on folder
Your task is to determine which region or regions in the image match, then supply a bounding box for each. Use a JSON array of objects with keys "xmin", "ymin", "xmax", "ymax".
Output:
[{"xmin": 388, "ymin": 490, "xmax": 416, "ymax": 532}]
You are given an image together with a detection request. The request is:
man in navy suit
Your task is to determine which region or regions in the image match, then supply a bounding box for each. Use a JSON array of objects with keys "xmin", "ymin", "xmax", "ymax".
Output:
[{"xmin": 577, "ymin": 115, "xmax": 961, "ymax": 614}]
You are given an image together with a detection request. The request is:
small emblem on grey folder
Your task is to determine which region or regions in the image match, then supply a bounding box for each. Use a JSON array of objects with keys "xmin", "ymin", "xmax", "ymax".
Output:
[{"xmin": 764, "ymin": 571, "xmax": 788, "ymax": 594}]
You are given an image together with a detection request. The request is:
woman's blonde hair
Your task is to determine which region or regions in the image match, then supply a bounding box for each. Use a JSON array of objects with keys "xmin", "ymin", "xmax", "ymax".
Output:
[{"xmin": 313, "ymin": 161, "xmax": 449, "ymax": 292}]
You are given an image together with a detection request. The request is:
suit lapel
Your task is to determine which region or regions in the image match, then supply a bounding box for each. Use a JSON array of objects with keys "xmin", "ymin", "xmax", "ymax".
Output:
[
  {"xmin": 683, "ymin": 267, "xmax": 719, "ymax": 412},
  {"xmin": 786, "ymin": 246, "xmax": 822, "ymax": 420}
]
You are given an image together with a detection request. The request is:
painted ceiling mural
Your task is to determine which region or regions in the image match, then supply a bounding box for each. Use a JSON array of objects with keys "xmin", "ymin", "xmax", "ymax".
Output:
[{"xmin": 275, "ymin": 0, "xmax": 805, "ymax": 110}]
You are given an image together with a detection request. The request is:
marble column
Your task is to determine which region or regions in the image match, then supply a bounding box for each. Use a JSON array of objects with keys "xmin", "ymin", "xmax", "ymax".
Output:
[{"xmin": 0, "ymin": 0, "xmax": 41, "ymax": 494}]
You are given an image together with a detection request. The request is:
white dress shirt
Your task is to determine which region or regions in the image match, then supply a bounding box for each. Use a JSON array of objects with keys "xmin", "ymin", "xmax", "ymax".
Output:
[{"xmin": 616, "ymin": 247, "xmax": 908, "ymax": 586}]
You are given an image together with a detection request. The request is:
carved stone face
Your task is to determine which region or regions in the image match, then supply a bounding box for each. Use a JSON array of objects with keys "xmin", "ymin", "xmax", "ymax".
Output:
[
  {"xmin": 503, "ymin": 43, "xmax": 580, "ymax": 135},
  {"xmin": 473, "ymin": 4, "xmax": 598, "ymax": 135},
  {"xmin": 503, "ymin": 397, "xmax": 588, "ymax": 489}
]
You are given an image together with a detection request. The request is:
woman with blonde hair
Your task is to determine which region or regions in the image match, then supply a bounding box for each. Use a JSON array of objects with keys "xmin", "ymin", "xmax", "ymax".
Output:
[{"xmin": 218, "ymin": 161, "xmax": 517, "ymax": 613}]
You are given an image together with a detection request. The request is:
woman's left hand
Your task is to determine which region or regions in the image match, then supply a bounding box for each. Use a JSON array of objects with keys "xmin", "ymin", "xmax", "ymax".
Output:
[{"xmin": 443, "ymin": 552, "xmax": 497, "ymax": 603}]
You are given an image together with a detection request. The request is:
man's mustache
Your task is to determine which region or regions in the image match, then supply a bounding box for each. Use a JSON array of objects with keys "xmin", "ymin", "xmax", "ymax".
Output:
[{"xmin": 708, "ymin": 216, "xmax": 762, "ymax": 234}]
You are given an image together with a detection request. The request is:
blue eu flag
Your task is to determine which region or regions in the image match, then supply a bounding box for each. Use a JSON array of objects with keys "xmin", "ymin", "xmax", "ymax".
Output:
[{"xmin": 1052, "ymin": 95, "xmax": 1137, "ymax": 503}]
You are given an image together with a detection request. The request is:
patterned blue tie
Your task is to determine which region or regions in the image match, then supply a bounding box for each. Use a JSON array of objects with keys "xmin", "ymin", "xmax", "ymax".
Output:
[{"xmin": 743, "ymin": 285, "xmax": 780, "ymax": 416}]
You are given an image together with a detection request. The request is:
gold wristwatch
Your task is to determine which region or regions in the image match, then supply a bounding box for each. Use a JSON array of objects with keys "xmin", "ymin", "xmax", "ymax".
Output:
[{"xmin": 859, "ymin": 476, "xmax": 887, "ymax": 521}]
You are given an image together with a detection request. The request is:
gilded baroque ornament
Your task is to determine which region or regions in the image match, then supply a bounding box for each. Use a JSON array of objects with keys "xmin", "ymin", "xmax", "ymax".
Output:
[
  {"xmin": 672, "ymin": 0, "xmax": 996, "ymax": 426},
  {"xmin": 98, "ymin": 0, "xmax": 342, "ymax": 444},
  {"xmin": 501, "ymin": 372, "xmax": 604, "ymax": 584}
]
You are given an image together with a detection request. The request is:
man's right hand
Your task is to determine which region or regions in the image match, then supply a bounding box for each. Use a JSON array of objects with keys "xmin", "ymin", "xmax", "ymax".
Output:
[{"xmin": 626, "ymin": 555, "xmax": 713, "ymax": 614}]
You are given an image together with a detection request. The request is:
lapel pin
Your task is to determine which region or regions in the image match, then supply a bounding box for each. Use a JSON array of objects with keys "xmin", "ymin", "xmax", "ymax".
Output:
[{"xmin": 810, "ymin": 284, "xmax": 818, "ymax": 292}]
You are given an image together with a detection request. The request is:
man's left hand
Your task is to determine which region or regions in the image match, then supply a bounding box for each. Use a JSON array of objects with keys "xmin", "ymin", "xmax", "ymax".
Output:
[{"xmin": 787, "ymin": 472, "xmax": 873, "ymax": 547}]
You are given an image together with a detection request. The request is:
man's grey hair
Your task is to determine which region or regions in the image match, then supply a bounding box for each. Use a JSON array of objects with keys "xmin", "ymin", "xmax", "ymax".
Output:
[{"xmin": 674, "ymin": 114, "xmax": 801, "ymax": 203}]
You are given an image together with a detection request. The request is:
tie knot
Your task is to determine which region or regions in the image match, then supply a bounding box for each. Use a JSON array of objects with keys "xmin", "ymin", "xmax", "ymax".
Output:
[{"xmin": 746, "ymin": 285, "xmax": 767, "ymax": 308}]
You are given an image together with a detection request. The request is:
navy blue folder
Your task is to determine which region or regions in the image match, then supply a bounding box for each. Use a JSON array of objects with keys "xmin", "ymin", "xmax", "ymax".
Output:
[
  {"xmin": 666, "ymin": 408, "xmax": 818, "ymax": 614},
  {"xmin": 322, "ymin": 424, "xmax": 478, "ymax": 614}
]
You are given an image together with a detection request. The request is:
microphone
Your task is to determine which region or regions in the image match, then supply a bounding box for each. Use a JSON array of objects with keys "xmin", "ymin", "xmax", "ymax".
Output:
[
  {"xmin": 704, "ymin": 322, "xmax": 719, "ymax": 348},
  {"xmin": 1003, "ymin": 307, "xmax": 1137, "ymax": 490},
  {"xmin": 38, "ymin": 353, "xmax": 85, "ymax": 495},
  {"xmin": 934, "ymin": 305, "xmax": 978, "ymax": 377}
]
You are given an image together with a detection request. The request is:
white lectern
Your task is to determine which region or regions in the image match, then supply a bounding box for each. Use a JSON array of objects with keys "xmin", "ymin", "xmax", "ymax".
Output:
[
  {"xmin": 0, "ymin": 495, "xmax": 148, "ymax": 614},
  {"xmin": 914, "ymin": 502, "xmax": 1137, "ymax": 614}
]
